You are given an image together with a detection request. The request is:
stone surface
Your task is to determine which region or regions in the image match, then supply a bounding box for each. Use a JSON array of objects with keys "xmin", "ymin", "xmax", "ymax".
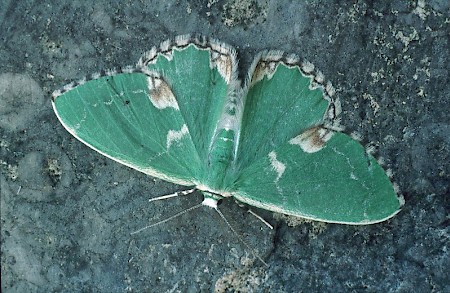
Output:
[{"xmin": 1, "ymin": 1, "xmax": 448, "ymax": 292}]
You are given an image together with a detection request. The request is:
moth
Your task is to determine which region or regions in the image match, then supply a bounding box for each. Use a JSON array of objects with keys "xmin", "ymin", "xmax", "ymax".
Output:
[{"xmin": 52, "ymin": 35, "xmax": 403, "ymax": 225}]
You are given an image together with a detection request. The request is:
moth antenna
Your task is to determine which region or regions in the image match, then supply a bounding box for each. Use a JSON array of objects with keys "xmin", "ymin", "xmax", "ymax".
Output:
[
  {"xmin": 248, "ymin": 210, "xmax": 274, "ymax": 230},
  {"xmin": 130, "ymin": 203, "xmax": 202, "ymax": 235},
  {"xmin": 214, "ymin": 208, "xmax": 269, "ymax": 267},
  {"xmin": 149, "ymin": 188, "xmax": 196, "ymax": 202}
]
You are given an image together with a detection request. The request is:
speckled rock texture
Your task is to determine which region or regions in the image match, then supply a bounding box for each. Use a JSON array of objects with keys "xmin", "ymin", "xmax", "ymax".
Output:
[{"xmin": 1, "ymin": 1, "xmax": 448, "ymax": 292}]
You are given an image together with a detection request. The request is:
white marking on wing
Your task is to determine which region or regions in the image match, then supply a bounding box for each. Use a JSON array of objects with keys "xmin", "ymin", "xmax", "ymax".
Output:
[
  {"xmin": 268, "ymin": 151, "xmax": 286, "ymax": 182},
  {"xmin": 166, "ymin": 124, "xmax": 189, "ymax": 149}
]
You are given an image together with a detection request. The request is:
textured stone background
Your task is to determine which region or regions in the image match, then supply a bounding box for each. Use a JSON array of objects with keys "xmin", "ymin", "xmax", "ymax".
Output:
[{"xmin": 1, "ymin": 1, "xmax": 448, "ymax": 292}]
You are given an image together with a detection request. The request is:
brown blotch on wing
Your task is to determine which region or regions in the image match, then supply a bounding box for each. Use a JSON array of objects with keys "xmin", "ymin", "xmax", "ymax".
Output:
[
  {"xmin": 289, "ymin": 126, "xmax": 334, "ymax": 153},
  {"xmin": 147, "ymin": 76, "xmax": 179, "ymax": 110}
]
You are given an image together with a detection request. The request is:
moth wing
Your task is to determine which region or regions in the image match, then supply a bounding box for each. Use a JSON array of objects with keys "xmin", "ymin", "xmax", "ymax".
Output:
[
  {"xmin": 233, "ymin": 52, "xmax": 338, "ymax": 171},
  {"xmin": 228, "ymin": 52, "xmax": 402, "ymax": 224},
  {"xmin": 52, "ymin": 36, "xmax": 237, "ymax": 186},
  {"xmin": 232, "ymin": 130, "xmax": 402, "ymax": 224}
]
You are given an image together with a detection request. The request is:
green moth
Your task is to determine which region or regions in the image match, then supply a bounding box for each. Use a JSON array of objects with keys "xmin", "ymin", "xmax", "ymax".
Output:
[{"xmin": 52, "ymin": 35, "xmax": 403, "ymax": 225}]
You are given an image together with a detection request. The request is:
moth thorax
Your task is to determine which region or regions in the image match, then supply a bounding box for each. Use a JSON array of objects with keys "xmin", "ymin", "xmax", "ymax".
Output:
[{"xmin": 209, "ymin": 129, "xmax": 235, "ymax": 164}]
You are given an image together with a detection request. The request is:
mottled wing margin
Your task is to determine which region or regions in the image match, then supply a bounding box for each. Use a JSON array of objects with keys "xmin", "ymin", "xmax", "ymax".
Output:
[
  {"xmin": 231, "ymin": 51, "xmax": 342, "ymax": 172},
  {"xmin": 52, "ymin": 67, "xmax": 201, "ymax": 185},
  {"xmin": 138, "ymin": 35, "xmax": 239, "ymax": 172}
]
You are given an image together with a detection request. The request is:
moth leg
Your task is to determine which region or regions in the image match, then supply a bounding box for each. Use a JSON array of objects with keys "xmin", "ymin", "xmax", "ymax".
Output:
[{"xmin": 233, "ymin": 199, "xmax": 273, "ymax": 229}]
